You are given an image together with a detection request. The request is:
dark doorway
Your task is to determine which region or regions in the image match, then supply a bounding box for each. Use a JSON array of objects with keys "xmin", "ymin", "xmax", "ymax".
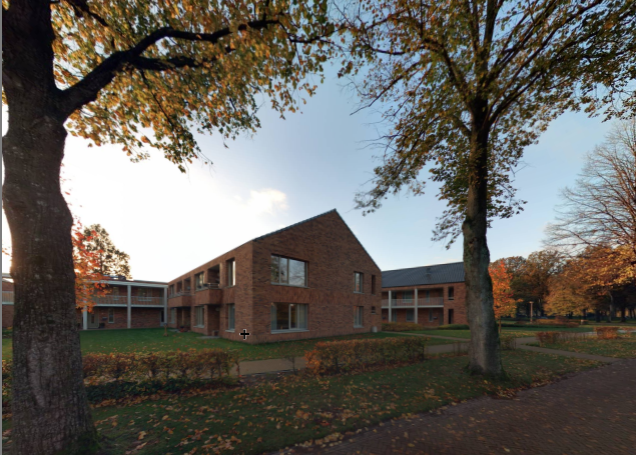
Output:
[{"xmin": 448, "ymin": 309, "xmax": 454, "ymax": 325}]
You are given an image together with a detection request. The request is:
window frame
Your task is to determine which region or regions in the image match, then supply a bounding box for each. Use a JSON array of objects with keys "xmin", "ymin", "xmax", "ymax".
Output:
[
  {"xmin": 448, "ymin": 286, "xmax": 455, "ymax": 301},
  {"xmin": 429, "ymin": 309, "xmax": 435, "ymax": 322},
  {"xmin": 227, "ymin": 260, "xmax": 236, "ymax": 287},
  {"xmin": 402, "ymin": 291, "xmax": 414, "ymax": 303},
  {"xmin": 271, "ymin": 303, "xmax": 309, "ymax": 333},
  {"xmin": 194, "ymin": 306, "xmax": 205, "ymax": 328},
  {"xmin": 354, "ymin": 306, "xmax": 364, "ymax": 328},
  {"xmin": 195, "ymin": 272, "xmax": 206, "ymax": 290},
  {"xmin": 108, "ymin": 308, "xmax": 115, "ymax": 324},
  {"xmin": 271, "ymin": 255, "xmax": 308, "ymax": 288},
  {"xmin": 354, "ymin": 272, "xmax": 364, "ymax": 294},
  {"xmin": 170, "ymin": 308, "xmax": 177, "ymax": 324},
  {"xmin": 227, "ymin": 304, "xmax": 236, "ymax": 332},
  {"xmin": 371, "ymin": 275, "xmax": 376, "ymax": 295}
]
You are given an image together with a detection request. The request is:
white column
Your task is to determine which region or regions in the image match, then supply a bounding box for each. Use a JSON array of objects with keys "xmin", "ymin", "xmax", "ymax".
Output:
[
  {"xmin": 127, "ymin": 284, "xmax": 132, "ymax": 329},
  {"xmin": 388, "ymin": 290, "xmax": 392, "ymax": 323},
  {"xmin": 82, "ymin": 307, "xmax": 88, "ymax": 331},
  {"xmin": 414, "ymin": 288, "xmax": 418, "ymax": 324},
  {"xmin": 163, "ymin": 287, "xmax": 168, "ymax": 326}
]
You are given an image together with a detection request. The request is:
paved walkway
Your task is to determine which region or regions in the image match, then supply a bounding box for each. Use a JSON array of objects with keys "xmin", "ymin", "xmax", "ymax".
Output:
[{"xmin": 280, "ymin": 359, "xmax": 636, "ymax": 455}]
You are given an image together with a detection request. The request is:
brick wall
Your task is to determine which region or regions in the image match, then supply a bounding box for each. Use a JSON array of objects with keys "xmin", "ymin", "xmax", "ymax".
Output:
[
  {"xmin": 79, "ymin": 307, "xmax": 163, "ymax": 330},
  {"xmin": 2, "ymin": 305, "xmax": 14, "ymax": 328}
]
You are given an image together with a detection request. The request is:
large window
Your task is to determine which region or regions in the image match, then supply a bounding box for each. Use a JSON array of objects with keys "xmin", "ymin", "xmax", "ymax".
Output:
[
  {"xmin": 271, "ymin": 255, "xmax": 307, "ymax": 287},
  {"xmin": 354, "ymin": 272, "xmax": 364, "ymax": 293},
  {"xmin": 271, "ymin": 303, "xmax": 308, "ymax": 331},
  {"xmin": 195, "ymin": 272, "xmax": 205, "ymax": 290},
  {"xmin": 354, "ymin": 306, "xmax": 364, "ymax": 328},
  {"xmin": 227, "ymin": 304, "xmax": 235, "ymax": 331},
  {"xmin": 227, "ymin": 260, "xmax": 236, "ymax": 287},
  {"xmin": 194, "ymin": 306, "xmax": 204, "ymax": 327}
]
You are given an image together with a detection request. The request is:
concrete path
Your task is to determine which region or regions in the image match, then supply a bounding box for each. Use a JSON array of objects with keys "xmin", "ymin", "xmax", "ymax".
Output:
[{"xmin": 280, "ymin": 359, "xmax": 636, "ymax": 455}]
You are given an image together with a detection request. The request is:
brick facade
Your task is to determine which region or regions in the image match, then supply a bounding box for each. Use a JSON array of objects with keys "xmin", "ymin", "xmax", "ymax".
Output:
[
  {"xmin": 2, "ymin": 280, "xmax": 14, "ymax": 328},
  {"xmin": 381, "ymin": 282, "xmax": 467, "ymax": 327},
  {"xmin": 168, "ymin": 210, "xmax": 382, "ymax": 344}
]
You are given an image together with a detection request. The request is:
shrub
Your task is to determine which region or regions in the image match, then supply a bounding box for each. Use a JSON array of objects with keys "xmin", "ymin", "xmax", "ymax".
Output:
[
  {"xmin": 595, "ymin": 327, "xmax": 619, "ymax": 340},
  {"xmin": 305, "ymin": 336, "xmax": 429, "ymax": 375},
  {"xmin": 381, "ymin": 322, "xmax": 424, "ymax": 332},
  {"xmin": 437, "ymin": 324, "xmax": 470, "ymax": 330},
  {"xmin": 536, "ymin": 331, "xmax": 561, "ymax": 346},
  {"xmin": 500, "ymin": 334, "xmax": 517, "ymax": 351}
]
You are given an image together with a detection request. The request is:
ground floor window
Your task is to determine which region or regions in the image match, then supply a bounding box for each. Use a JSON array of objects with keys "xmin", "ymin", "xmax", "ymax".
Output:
[
  {"xmin": 391, "ymin": 311, "xmax": 397, "ymax": 323},
  {"xmin": 227, "ymin": 304, "xmax": 235, "ymax": 331},
  {"xmin": 429, "ymin": 309, "xmax": 434, "ymax": 322},
  {"xmin": 194, "ymin": 306, "xmax": 204, "ymax": 328},
  {"xmin": 405, "ymin": 309, "xmax": 414, "ymax": 322},
  {"xmin": 108, "ymin": 308, "xmax": 114, "ymax": 323},
  {"xmin": 354, "ymin": 306, "xmax": 364, "ymax": 328},
  {"xmin": 271, "ymin": 303, "xmax": 308, "ymax": 331},
  {"xmin": 170, "ymin": 308, "xmax": 177, "ymax": 324}
]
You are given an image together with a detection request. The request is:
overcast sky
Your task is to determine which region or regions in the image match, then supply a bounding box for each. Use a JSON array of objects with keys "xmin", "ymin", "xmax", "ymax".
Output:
[{"xmin": 1, "ymin": 65, "xmax": 612, "ymax": 282}]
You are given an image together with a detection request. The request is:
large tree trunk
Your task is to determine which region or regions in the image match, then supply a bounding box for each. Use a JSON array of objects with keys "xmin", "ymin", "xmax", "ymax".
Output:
[
  {"xmin": 463, "ymin": 104, "xmax": 504, "ymax": 378},
  {"xmin": 3, "ymin": 119, "xmax": 99, "ymax": 454}
]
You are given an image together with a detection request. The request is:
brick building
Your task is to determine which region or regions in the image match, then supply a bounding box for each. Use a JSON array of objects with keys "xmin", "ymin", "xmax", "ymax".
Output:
[
  {"xmin": 2, "ymin": 273, "xmax": 168, "ymax": 330},
  {"xmin": 381, "ymin": 262, "xmax": 467, "ymax": 327},
  {"xmin": 167, "ymin": 210, "xmax": 382, "ymax": 344}
]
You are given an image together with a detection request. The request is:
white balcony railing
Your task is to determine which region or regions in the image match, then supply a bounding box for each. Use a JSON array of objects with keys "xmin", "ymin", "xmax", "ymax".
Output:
[
  {"xmin": 95, "ymin": 296, "xmax": 164, "ymax": 306},
  {"xmin": 382, "ymin": 296, "xmax": 444, "ymax": 308},
  {"xmin": 2, "ymin": 291, "xmax": 14, "ymax": 304}
]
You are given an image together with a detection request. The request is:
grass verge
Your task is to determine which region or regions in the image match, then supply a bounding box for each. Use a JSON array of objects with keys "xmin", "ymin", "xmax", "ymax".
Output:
[
  {"xmin": 531, "ymin": 333, "xmax": 636, "ymax": 359},
  {"xmin": 2, "ymin": 350, "xmax": 599, "ymax": 455}
]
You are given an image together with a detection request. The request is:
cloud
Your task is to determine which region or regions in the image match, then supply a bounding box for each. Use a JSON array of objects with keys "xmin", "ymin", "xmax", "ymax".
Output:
[{"xmin": 246, "ymin": 189, "xmax": 289, "ymax": 215}]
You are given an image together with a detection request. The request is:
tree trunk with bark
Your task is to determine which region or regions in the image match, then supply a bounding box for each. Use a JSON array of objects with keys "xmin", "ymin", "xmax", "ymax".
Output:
[
  {"xmin": 463, "ymin": 103, "xmax": 504, "ymax": 378},
  {"xmin": 2, "ymin": 2, "xmax": 99, "ymax": 453}
]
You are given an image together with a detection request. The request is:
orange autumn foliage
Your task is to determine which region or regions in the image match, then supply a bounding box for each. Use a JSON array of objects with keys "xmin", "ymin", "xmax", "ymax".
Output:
[{"xmin": 490, "ymin": 261, "xmax": 520, "ymax": 329}]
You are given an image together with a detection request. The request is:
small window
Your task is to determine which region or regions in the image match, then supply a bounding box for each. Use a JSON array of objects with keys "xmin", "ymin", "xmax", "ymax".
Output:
[
  {"xmin": 354, "ymin": 272, "xmax": 364, "ymax": 293},
  {"xmin": 195, "ymin": 272, "xmax": 206, "ymax": 289},
  {"xmin": 371, "ymin": 306, "xmax": 376, "ymax": 314},
  {"xmin": 227, "ymin": 304, "xmax": 235, "ymax": 331},
  {"xmin": 227, "ymin": 260, "xmax": 236, "ymax": 287},
  {"xmin": 448, "ymin": 287, "xmax": 455, "ymax": 301},
  {"xmin": 108, "ymin": 308, "xmax": 114, "ymax": 323},
  {"xmin": 354, "ymin": 306, "xmax": 364, "ymax": 328},
  {"xmin": 371, "ymin": 275, "xmax": 376, "ymax": 294},
  {"xmin": 271, "ymin": 255, "xmax": 307, "ymax": 287},
  {"xmin": 194, "ymin": 306, "xmax": 205, "ymax": 328},
  {"xmin": 271, "ymin": 303, "xmax": 308, "ymax": 331},
  {"xmin": 170, "ymin": 308, "xmax": 177, "ymax": 324},
  {"xmin": 405, "ymin": 309, "xmax": 414, "ymax": 322}
]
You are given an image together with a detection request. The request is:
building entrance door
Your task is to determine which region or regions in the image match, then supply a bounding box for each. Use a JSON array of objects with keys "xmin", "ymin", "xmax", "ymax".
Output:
[{"xmin": 88, "ymin": 312, "xmax": 100, "ymax": 329}]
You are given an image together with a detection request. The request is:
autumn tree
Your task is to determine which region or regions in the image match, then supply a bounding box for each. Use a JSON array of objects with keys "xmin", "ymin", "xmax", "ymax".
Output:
[
  {"xmin": 2, "ymin": 1, "xmax": 331, "ymax": 453},
  {"xmin": 544, "ymin": 258, "xmax": 596, "ymax": 318},
  {"xmin": 545, "ymin": 119, "xmax": 636, "ymax": 273},
  {"xmin": 489, "ymin": 260, "xmax": 519, "ymax": 332},
  {"xmin": 81, "ymin": 224, "xmax": 131, "ymax": 279},
  {"xmin": 337, "ymin": 0, "xmax": 633, "ymax": 377}
]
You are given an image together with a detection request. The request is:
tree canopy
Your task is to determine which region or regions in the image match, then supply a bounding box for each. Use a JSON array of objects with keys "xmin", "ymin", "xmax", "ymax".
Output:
[{"xmin": 81, "ymin": 224, "xmax": 132, "ymax": 279}]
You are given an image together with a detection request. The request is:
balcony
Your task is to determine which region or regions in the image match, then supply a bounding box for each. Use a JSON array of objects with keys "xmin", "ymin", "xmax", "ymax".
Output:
[
  {"xmin": 195, "ymin": 284, "xmax": 222, "ymax": 305},
  {"xmin": 382, "ymin": 297, "xmax": 444, "ymax": 308},
  {"xmin": 168, "ymin": 291, "xmax": 194, "ymax": 307},
  {"xmin": 2, "ymin": 291, "xmax": 14, "ymax": 304},
  {"xmin": 94, "ymin": 296, "xmax": 165, "ymax": 307}
]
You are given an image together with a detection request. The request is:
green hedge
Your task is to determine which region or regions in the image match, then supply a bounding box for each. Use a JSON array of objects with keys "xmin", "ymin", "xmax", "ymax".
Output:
[{"xmin": 437, "ymin": 324, "xmax": 470, "ymax": 330}]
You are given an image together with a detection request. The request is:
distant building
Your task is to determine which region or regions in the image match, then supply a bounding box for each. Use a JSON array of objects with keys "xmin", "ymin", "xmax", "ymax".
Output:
[
  {"xmin": 167, "ymin": 210, "xmax": 382, "ymax": 343},
  {"xmin": 381, "ymin": 262, "xmax": 467, "ymax": 326},
  {"xmin": 2, "ymin": 273, "xmax": 168, "ymax": 330}
]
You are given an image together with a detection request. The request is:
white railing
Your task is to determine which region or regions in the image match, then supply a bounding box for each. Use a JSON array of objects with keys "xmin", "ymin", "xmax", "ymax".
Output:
[
  {"xmin": 95, "ymin": 296, "xmax": 165, "ymax": 306},
  {"xmin": 2, "ymin": 291, "xmax": 14, "ymax": 304},
  {"xmin": 382, "ymin": 296, "xmax": 445, "ymax": 308}
]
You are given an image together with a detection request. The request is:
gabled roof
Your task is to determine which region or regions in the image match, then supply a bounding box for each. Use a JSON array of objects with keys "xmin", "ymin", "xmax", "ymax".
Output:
[
  {"xmin": 382, "ymin": 262, "xmax": 465, "ymax": 288},
  {"xmin": 254, "ymin": 209, "xmax": 381, "ymax": 271}
]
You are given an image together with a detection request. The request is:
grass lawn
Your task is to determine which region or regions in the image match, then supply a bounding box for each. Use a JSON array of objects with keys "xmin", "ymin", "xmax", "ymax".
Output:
[
  {"xmin": 1, "ymin": 329, "xmax": 452, "ymax": 362},
  {"xmin": 1, "ymin": 350, "xmax": 598, "ymax": 455},
  {"xmin": 409, "ymin": 326, "xmax": 595, "ymax": 340},
  {"xmin": 534, "ymin": 333, "xmax": 636, "ymax": 359}
]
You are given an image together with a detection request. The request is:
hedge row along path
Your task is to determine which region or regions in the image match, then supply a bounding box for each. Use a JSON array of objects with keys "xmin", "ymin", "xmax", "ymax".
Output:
[{"xmin": 293, "ymin": 358, "xmax": 636, "ymax": 455}]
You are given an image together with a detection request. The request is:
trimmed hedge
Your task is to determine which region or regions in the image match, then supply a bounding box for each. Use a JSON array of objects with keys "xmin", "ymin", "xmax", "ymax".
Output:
[
  {"xmin": 2, "ymin": 348, "xmax": 239, "ymax": 410},
  {"xmin": 381, "ymin": 322, "xmax": 425, "ymax": 332},
  {"xmin": 595, "ymin": 327, "xmax": 620, "ymax": 340},
  {"xmin": 437, "ymin": 324, "xmax": 470, "ymax": 330},
  {"xmin": 305, "ymin": 336, "xmax": 429, "ymax": 375}
]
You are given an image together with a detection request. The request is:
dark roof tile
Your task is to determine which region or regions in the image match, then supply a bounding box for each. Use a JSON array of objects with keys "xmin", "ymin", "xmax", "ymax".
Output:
[{"xmin": 382, "ymin": 262, "xmax": 464, "ymax": 287}]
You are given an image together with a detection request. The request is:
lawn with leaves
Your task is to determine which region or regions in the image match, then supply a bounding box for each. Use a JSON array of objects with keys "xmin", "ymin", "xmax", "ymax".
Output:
[
  {"xmin": 534, "ymin": 333, "xmax": 636, "ymax": 359},
  {"xmin": 2, "ymin": 350, "xmax": 599, "ymax": 455},
  {"xmin": 1, "ymin": 329, "xmax": 451, "ymax": 362},
  {"xmin": 410, "ymin": 326, "xmax": 594, "ymax": 340}
]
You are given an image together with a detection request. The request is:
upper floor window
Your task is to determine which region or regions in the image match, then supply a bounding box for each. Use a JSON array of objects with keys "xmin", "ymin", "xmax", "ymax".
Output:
[
  {"xmin": 138, "ymin": 288, "xmax": 151, "ymax": 300},
  {"xmin": 448, "ymin": 286, "xmax": 455, "ymax": 300},
  {"xmin": 402, "ymin": 291, "xmax": 414, "ymax": 303},
  {"xmin": 354, "ymin": 272, "xmax": 364, "ymax": 293},
  {"xmin": 371, "ymin": 275, "xmax": 377, "ymax": 294},
  {"xmin": 184, "ymin": 278, "xmax": 192, "ymax": 292},
  {"xmin": 195, "ymin": 272, "xmax": 205, "ymax": 289},
  {"xmin": 168, "ymin": 285, "xmax": 175, "ymax": 296},
  {"xmin": 271, "ymin": 255, "xmax": 307, "ymax": 287},
  {"xmin": 227, "ymin": 260, "xmax": 236, "ymax": 287}
]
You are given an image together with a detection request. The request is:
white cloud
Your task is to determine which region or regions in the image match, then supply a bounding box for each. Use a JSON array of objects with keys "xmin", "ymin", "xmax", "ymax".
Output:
[{"xmin": 246, "ymin": 189, "xmax": 288, "ymax": 215}]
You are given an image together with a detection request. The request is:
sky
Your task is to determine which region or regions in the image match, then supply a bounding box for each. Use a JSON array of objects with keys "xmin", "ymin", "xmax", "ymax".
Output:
[{"xmin": 1, "ymin": 65, "xmax": 613, "ymax": 282}]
